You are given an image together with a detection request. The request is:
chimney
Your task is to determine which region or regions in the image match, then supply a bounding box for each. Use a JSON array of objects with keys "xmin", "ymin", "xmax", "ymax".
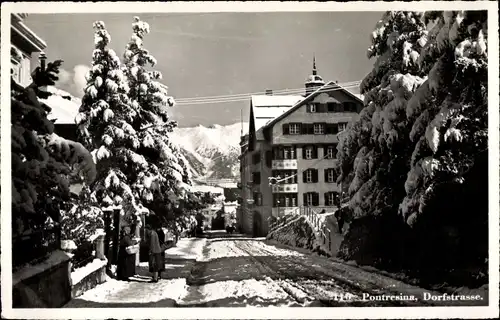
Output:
[
  {"xmin": 39, "ymin": 51, "xmax": 47, "ymax": 71},
  {"xmin": 265, "ymin": 89, "xmax": 273, "ymax": 95}
]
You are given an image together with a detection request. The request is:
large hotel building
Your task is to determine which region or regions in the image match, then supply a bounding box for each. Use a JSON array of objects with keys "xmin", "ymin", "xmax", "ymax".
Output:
[{"xmin": 238, "ymin": 60, "xmax": 364, "ymax": 236}]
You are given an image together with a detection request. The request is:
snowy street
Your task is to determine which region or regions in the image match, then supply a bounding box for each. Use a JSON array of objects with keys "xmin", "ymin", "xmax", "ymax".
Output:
[{"xmin": 64, "ymin": 235, "xmax": 468, "ymax": 308}]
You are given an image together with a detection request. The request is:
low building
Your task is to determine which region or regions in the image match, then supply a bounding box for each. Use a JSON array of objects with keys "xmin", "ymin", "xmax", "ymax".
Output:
[{"xmin": 239, "ymin": 59, "xmax": 364, "ymax": 237}]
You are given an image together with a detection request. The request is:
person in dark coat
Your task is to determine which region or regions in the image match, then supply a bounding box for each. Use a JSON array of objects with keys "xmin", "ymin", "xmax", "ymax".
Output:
[
  {"xmin": 145, "ymin": 223, "xmax": 163, "ymax": 282},
  {"xmin": 156, "ymin": 226, "xmax": 166, "ymax": 279},
  {"xmin": 116, "ymin": 226, "xmax": 137, "ymax": 281}
]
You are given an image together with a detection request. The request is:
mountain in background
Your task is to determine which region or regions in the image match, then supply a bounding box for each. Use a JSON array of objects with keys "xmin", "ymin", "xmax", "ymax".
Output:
[{"xmin": 170, "ymin": 122, "xmax": 248, "ymax": 181}]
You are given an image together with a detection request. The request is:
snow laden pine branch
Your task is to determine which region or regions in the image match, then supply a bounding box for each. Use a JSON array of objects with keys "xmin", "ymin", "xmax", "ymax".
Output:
[{"xmin": 11, "ymin": 64, "xmax": 96, "ymax": 238}]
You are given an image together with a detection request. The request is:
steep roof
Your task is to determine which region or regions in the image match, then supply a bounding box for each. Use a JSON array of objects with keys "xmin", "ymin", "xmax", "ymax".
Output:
[
  {"xmin": 250, "ymin": 95, "xmax": 303, "ymax": 131},
  {"xmin": 263, "ymin": 81, "xmax": 363, "ymax": 130}
]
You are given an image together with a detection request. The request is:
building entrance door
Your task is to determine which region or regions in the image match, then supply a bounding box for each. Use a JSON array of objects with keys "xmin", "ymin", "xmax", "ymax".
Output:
[{"xmin": 253, "ymin": 211, "xmax": 263, "ymax": 237}]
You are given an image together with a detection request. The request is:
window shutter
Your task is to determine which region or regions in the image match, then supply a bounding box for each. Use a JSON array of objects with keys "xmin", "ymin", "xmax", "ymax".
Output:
[
  {"xmin": 313, "ymin": 146, "xmax": 318, "ymax": 159},
  {"xmin": 302, "ymin": 171, "xmax": 307, "ymax": 183},
  {"xmin": 324, "ymin": 193, "xmax": 328, "ymax": 206},
  {"xmin": 313, "ymin": 169, "xmax": 318, "ymax": 183},
  {"xmin": 302, "ymin": 147, "xmax": 306, "ymax": 159},
  {"xmin": 301, "ymin": 123, "xmax": 308, "ymax": 134},
  {"xmin": 313, "ymin": 193, "xmax": 319, "ymax": 206},
  {"xmin": 326, "ymin": 124, "xmax": 334, "ymax": 135},
  {"xmin": 283, "ymin": 124, "xmax": 289, "ymax": 135},
  {"xmin": 303, "ymin": 193, "xmax": 307, "ymax": 206},
  {"xmin": 307, "ymin": 124, "xmax": 313, "ymax": 135},
  {"xmin": 324, "ymin": 169, "xmax": 328, "ymax": 183}
]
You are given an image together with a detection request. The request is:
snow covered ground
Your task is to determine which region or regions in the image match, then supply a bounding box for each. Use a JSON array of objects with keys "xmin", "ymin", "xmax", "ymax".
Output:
[{"xmin": 64, "ymin": 237, "xmax": 488, "ymax": 308}]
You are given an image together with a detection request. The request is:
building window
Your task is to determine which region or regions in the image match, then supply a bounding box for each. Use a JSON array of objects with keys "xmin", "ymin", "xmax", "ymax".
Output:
[
  {"xmin": 304, "ymin": 192, "xmax": 319, "ymax": 206},
  {"xmin": 303, "ymin": 145, "xmax": 318, "ymax": 160},
  {"xmin": 344, "ymin": 101, "xmax": 357, "ymax": 112},
  {"xmin": 289, "ymin": 123, "xmax": 300, "ymax": 135},
  {"xmin": 313, "ymin": 123, "xmax": 325, "ymax": 135},
  {"xmin": 305, "ymin": 170, "xmax": 312, "ymax": 183},
  {"xmin": 252, "ymin": 172, "xmax": 261, "ymax": 184},
  {"xmin": 303, "ymin": 169, "xmax": 318, "ymax": 183},
  {"xmin": 273, "ymin": 146, "xmax": 297, "ymax": 160},
  {"xmin": 283, "ymin": 148, "xmax": 289, "ymax": 160},
  {"xmin": 305, "ymin": 147, "xmax": 312, "ymax": 159},
  {"xmin": 325, "ymin": 168, "xmax": 336, "ymax": 183},
  {"xmin": 325, "ymin": 192, "xmax": 339, "ymax": 206},
  {"xmin": 252, "ymin": 153, "xmax": 261, "ymax": 164},
  {"xmin": 284, "ymin": 197, "xmax": 290, "ymax": 207},
  {"xmin": 325, "ymin": 145, "xmax": 337, "ymax": 159},
  {"xmin": 338, "ymin": 122, "xmax": 348, "ymax": 132},
  {"xmin": 308, "ymin": 104, "xmax": 316, "ymax": 113},
  {"xmin": 273, "ymin": 194, "xmax": 298, "ymax": 207}
]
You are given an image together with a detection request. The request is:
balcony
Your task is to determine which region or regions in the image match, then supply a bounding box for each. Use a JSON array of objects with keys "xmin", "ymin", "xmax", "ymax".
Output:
[
  {"xmin": 271, "ymin": 183, "xmax": 298, "ymax": 193},
  {"xmin": 272, "ymin": 207, "xmax": 300, "ymax": 217},
  {"xmin": 271, "ymin": 159, "xmax": 298, "ymax": 170}
]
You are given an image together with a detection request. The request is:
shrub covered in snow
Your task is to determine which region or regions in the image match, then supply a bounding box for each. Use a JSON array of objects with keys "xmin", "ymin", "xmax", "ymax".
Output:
[{"xmin": 337, "ymin": 11, "xmax": 488, "ymax": 288}]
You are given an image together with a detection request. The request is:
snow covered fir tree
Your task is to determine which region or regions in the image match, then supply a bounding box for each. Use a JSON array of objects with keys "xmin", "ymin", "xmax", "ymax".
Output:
[
  {"xmin": 76, "ymin": 18, "xmax": 191, "ymax": 233},
  {"xmin": 336, "ymin": 11, "xmax": 488, "ymax": 287},
  {"xmin": 121, "ymin": 17, "xmax": 192, "ymax": 230},
  {"xmin": 11, "ymin": 58, "xmax": 96, "ymax": 268}
]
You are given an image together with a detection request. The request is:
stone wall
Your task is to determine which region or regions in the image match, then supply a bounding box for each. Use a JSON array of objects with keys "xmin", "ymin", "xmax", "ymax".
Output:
[{"xmin": 13, "ymin": 250, "xmax": 72, "ymax": 308}]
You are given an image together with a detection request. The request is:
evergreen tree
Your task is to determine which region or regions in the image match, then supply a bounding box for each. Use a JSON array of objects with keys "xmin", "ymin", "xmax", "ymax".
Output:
[
  {"xmin": 76, "ymin": 20, "xmax": 149, "ymax": 222},
  {"xmin": 121, "ymin": 17, "xmax": 192, "ymax": 224},
  {"xmin": 11, "ymin": 58, "xmax": 95, "ymax": 262},
  {"xmin": 337, "ymin": 11, "xmax": 427, "ymax": 220},
  {"xmin": 400, "ymin": 11, "xmax": 488, "ymax": 278},
  {"xmin": 337, "ymin": 11, "xmax": 488, "ymax": 285}
]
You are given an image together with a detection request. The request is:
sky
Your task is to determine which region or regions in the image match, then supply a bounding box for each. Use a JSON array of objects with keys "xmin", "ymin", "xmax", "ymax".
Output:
[{"xmin": 25, "ymin": 12, "xmax": 382, "ymax": 127}]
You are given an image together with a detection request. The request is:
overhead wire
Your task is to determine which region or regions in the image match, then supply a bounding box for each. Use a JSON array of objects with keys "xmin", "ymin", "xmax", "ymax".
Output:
[
  {"xmin": 174, "ymin": 80, "xmax": 362, "ymax": 103},
  {"xmin": 174, "ymin": 84, "xmax": 362, "ymax": 106},
  {"xmin": 183, "ymin": 84, "xmax": 357, "ymax": 170}
]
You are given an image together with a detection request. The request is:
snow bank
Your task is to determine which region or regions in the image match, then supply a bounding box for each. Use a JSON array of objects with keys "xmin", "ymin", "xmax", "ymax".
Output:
[
  {"xmin": 71, "ymin": 258, "xmax": 107, "ymax": 286},
  {"xmin": 267, "ymin": 215, "xmax": 320, "ymax": 251},
  {"xmin": 12, "ymin": 250, "xmax": 72, "ymax": 286}
]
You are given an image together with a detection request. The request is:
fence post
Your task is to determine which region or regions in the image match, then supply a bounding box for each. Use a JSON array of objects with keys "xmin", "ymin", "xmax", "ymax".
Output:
[
  {"xmin": 95, "ymin": 234, "xmax": 105, "ymax": 260},
  {"xmin": 103, "ymin": 208, "xmax": 112, "ymax": 269}
]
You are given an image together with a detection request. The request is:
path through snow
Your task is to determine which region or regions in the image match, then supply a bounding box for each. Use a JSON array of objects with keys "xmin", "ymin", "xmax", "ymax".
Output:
[{"xmin": 65, "ymin": 237, "xmax": 487, "ymax": 307}]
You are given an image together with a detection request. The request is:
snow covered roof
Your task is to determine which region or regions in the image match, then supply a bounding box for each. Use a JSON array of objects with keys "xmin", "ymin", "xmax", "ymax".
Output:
[
  {"xmin": 251, "ymin": 95, "xmax": 303, "ymax": 131},
  {"xmin": 191, "ymin": 184, "xmax": 224, "ymax": 194},
  {"xmin": 251, "ymin": 95, "xmax": 304, "ymax": 108},
  {"xmin": 262, "ymin": 81, "xmax": 365, "ymax": 131},
  {"xmin": 40, "ymin": 86, "xmax": 81, "ymax": 125}
]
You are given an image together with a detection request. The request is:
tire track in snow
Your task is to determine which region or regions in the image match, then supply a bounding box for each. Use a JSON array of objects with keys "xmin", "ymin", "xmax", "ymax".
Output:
[
  {"xmin": 232, "ymin": 240, "xmax": 319, "ymax": 306},
  {"xmin": 249, "ymin": 240, "xmax": 413, "ymax": 307}
]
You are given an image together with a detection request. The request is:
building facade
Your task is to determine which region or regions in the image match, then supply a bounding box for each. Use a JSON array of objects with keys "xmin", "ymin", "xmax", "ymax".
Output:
[
  {"xmin": 11, "ymin": 13, "xmax": 47, "ymax": 87},
  {"xmin": 239, "ymin": 61, "xmax": 364, "ymax": 236}
]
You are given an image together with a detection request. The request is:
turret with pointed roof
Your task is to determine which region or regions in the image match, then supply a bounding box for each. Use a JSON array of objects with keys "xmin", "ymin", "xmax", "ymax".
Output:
[{"xmin": 305, "ymin": 54, "xmax": 325, "ymax": 96}]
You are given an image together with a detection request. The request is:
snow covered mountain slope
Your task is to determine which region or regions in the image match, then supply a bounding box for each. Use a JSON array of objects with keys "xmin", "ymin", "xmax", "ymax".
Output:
[{"xmin": 170, "ymin": 123, "xmax": 248, "ymax": 180}]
